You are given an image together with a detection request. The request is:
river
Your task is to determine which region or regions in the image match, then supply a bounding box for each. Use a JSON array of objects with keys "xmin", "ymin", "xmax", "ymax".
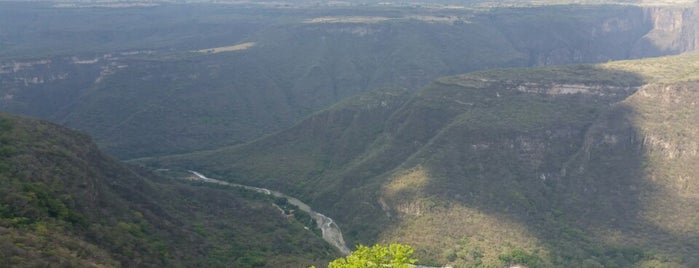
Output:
[{"xmin": 188, "ymin": 171, "xmax": 351, "ymax": 255}]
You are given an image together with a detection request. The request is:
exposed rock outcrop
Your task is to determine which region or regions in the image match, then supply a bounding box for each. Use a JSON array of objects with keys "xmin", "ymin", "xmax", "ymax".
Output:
[{"xmin": 632, "ymin": 6, "xmax": 699, "ymax": 57}]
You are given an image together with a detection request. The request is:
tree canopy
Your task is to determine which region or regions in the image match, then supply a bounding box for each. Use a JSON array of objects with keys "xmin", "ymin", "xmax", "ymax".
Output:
[{"xmin": 327, "ymin": 243, "xmax": 418, "ymax": 268}]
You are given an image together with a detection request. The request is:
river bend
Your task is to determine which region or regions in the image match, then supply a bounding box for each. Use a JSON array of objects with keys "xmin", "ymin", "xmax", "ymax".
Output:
[{"xmin": 188, "ymin": 171, "xmax": 351, "ymax": 255}]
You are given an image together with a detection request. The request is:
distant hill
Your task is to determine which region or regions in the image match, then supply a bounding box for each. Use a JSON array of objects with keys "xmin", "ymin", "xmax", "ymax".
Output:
[
  {"xmin": 1, "ymin": 3, "xmax": 697, "ymax": 159},
  {"xmin": 151, "ymin": 52, "xmax": 699, "ymax": 267},
  {"xmin": 0, "ymin": 113, "xmax": 335, "ymax": 267}
]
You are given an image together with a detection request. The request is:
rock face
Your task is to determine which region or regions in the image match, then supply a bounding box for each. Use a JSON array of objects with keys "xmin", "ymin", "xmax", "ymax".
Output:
[
  {"xmin": 512, "ymin": 5, "xmax": 699, "ymax": 65},
  {"xmin": 632, "ymin": 6, "xmax": 699, "ymax": 57}
]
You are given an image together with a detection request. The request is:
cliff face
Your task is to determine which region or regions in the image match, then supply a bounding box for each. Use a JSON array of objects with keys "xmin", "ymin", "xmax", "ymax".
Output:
[
  {"xmin": 503, "ymin": 5, "xmax": 699, "ymax": 66},
  {"xmin": 631, "ymin": 6, "xmax": 699, "ymax": 57}
]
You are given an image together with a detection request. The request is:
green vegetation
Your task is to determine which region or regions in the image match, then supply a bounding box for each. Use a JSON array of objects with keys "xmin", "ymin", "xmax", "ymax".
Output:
[
  {"xmin": 603, "ymin": 51, "xmax": 699, "ymax": 83},
  {"xmin": 153, "ymin": 51, "xmax": 699, "ymax": 267},
  {"xmin": 498, "ymin": 248, "xmax": 545, "ymax": 268},
  {"xmin": 0, "ymin": 113, "xmax": 335, "ymax": 267},
  {"xmin": 441, "ymin": 64, "xmax": 645, "ymax": 88},
  {"xmin": 325, "ymin": 243, "xmax": 417, "ymax": 268},
  {"xmin": 2, "ymin": 2, "xmax": 699, "ymax": 267},
  {"xmin": 5, "ymin": 3, "xmax": 696, "ymax": 159}
]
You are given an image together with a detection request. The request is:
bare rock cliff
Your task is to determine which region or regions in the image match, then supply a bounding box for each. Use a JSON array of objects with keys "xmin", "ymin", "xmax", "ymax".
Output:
[{"xmin": 632, "ymin": 6, "xmax": 699, "ymax": 57}]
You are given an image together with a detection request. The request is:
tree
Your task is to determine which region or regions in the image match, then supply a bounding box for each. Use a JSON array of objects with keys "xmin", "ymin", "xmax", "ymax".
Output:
[{"xmin": 327, "ymin": 243, "xmax": 418, "ymax": 268}]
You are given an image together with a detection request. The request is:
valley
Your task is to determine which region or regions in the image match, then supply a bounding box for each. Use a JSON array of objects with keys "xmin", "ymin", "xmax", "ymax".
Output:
[
  {"xmin": 2, "ymin": 2, "xmax": 699, "ymax": 159},
  {"xmin": 1, "ymin": 1, "xmax": 699, "ymax": 267},
  {"xmin": 0, "ymin": 113, "xmax": 336, "ymax": 267}
]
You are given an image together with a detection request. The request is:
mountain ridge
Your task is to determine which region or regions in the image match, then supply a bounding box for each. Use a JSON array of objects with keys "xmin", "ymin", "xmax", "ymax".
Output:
[
  {"xmin": 150, "ymin": 51, "xmax": 699, "ymax": 267},
  {"xmin": 2, "ymin": 3, "xmax": 698, "ymax": 159}
]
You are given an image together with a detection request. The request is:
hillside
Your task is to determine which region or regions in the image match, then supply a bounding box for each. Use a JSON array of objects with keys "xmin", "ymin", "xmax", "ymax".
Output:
[
  {"xmin": 2, "ymin": 3, "xmax": 698, "ymax": 159},
  {"xmin": 151, "ymin": 52, "xmax": 699, "ymax": 267},
  {"xmin": 0, "ymin": 113, "xmax": 335, "ymax": 267}
]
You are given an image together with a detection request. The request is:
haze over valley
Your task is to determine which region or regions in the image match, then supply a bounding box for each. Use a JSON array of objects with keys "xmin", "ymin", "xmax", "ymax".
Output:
[{"xmin": 1, "ymin": 0, "xmax": 699, "ymax": 267}]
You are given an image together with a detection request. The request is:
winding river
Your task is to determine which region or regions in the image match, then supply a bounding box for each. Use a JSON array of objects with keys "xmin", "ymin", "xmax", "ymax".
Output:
[{"xmin": 188, "ymin": 171, "xmax": 351, "ymax": 255}]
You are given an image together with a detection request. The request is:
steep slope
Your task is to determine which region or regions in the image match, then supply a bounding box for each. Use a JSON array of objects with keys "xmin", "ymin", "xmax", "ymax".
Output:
[
  {"xmin": 161, "ymin": 87, "xmax": 414, "ymax": 195},
  {"xmin": 3, "ymin": 4, "xmax": 698, "ymax": 159},
  {"xmin": 0, "ymin": 113, "xmax": 335, "ymax": 267},
  {"xmin": 153, "ymin": 52, "xmax": 699, "ymax": 267},
  {"xmin": 632, "ymin": 6, "xmax": 699, "ymax": 57}
]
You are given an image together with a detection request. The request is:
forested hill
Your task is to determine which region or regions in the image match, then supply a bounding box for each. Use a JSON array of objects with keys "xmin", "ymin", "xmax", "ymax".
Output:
[
  {"xmin": 151, "ymin": 52, "xmax": 699, "ymax": 267},
  {"xmin": 0, "ymin": 113, "xmax": 336, "ymax": 267}
]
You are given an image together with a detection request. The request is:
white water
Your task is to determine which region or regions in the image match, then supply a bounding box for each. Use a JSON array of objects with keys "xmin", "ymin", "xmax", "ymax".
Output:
[{"xmin": 188, "ymin": 171, "xmax": 351, "ymax": 255}]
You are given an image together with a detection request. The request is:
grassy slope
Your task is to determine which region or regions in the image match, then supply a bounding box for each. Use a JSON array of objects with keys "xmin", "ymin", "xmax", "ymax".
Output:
[
  {"xmin": 152, "ymin": 52, "xmax": 699, "ymax": 267},
  {"xmin": 0, "ymin": 113, "xmax": 335, "ymax": 267}
]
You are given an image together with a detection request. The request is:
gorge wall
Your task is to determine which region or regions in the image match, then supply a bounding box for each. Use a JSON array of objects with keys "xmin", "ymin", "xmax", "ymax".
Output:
[{"xmin": 631, "ymin": 6, "xmax": 699, "ymax": 57}]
